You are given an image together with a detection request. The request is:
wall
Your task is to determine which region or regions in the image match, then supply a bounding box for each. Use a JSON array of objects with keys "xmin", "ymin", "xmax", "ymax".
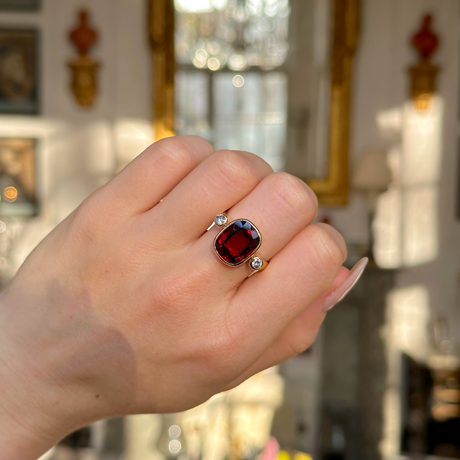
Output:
[
  {"xmin": 2, "ymin": 0, "xmax": 460, "ymax": 457},
  {"xmin": 0, "ymin": 0, "xmax": 151, "ymax": 195},
  {"xmin": 0, "ymin": 0, "xmax": 151, "ymax": 119},
  {"xmin": 326, "ymin": 2, "xmax": 460, "ymax": 456},
  {"xmin": 329, "ymin": 0, "xmax": 460, "ymax": 340},
  {"xmin": 4, "ymin": 0, "xmax": 459, "ymax": 329},
  {"xmin": 0, "ymin": 0, "xmax": 153, "ymax": 267}
]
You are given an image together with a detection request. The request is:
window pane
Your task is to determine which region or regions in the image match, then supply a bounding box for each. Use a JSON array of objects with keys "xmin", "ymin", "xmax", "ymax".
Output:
[
  {"xmin": 401, "ymin": 98, "xmax": 443, "ymax": 186},
  {"xmin": 403, "ymin": 184, "xmax": 438, "ymax": 267},
  {"xmin": 212, "ymin": 71, "xmax": 287, "ymax": 169},
  {"xmin": 175, "ymin": 71, "xmax": 211, "ymax": 140}
]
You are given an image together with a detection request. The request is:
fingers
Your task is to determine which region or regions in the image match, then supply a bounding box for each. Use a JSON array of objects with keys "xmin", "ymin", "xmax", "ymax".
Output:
[
  {"xmin": 229, "ymin": 223, "xmax": 347, "ymax": 359},
  {"xmin": 147, "ymin": 149, "xmax": 274, "ymax": 244},
  {"xmin": 95, "ymin": 136, "xmax": 214, "ymax": 217},
  {"xmin": 223, "ymin": 267, "xmax": 350, "ymax": 390},
  {"xmin": 193, "ymin": 172, "xmax": 319, "ymax": 286}
]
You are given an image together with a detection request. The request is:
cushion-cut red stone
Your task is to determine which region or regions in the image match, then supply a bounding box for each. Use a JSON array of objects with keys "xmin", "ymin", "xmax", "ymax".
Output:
[{"xmin": 214, "ymin": 220, "xmax": 261, "ymax": 266}]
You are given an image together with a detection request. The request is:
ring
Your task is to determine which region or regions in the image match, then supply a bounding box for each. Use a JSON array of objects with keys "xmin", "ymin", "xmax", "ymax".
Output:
[{"xmin": 212, "ymin": 213, "xmax": 269, "ymax": 274}]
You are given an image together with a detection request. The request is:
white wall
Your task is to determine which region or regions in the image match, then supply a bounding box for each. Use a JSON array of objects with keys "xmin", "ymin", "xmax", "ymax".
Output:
[
  {"xmin": 1, "ymin": 0, "xmax": 458, "ymax": 359},
  {"xmin": 0, "ymin": 0, "xmax": 151, "ymax": 119},
  {"xmin": 0, "ymin": 0, "xmax": 151, "ymax": 200},
  {"xmin": 322, "ymin": 3, "xmax": 460, "ymax": 455},
  {"xmin": 2, "ymin": 0, "xmax": 460, "ymax": 456},
  {"xmin": 0, "ymin": 0, "xmax": 153, "ymax": 267},
  {"xmin": 329, "ymin": 0, "xmax": 460, "ymax": 342}
]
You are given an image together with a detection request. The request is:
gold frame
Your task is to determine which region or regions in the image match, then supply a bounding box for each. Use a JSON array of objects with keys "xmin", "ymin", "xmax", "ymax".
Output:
[
  {"xmin": 149, "ymin": 0, "xmax": 360, "ymax": 206},
  {"xmin": 149, "ymin": 0, "xmax": 175, "ymax": 140}
]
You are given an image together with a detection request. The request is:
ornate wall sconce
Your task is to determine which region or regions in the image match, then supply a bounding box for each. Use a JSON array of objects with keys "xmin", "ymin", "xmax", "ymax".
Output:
[
  {"xmin": 409, "ymin": 15, "xmax": 440, "ymax": 111},
  {"xmin": 68, "ymin": 9, "xmax": 99, "ymax": 108}
]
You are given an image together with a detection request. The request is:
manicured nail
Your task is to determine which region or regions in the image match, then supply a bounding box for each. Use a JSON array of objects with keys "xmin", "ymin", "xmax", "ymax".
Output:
[{"xmin": 322, "ymin": 257, "xmax": 369, "ymax": 312}]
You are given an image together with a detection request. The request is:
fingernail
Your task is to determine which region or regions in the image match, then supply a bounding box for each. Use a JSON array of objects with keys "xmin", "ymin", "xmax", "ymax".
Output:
[{"xmin": 322, "ymin": 257, "xmax": 369, "ymax": 312}]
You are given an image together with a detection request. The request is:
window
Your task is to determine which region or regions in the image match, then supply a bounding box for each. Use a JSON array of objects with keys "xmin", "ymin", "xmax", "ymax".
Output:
[{"xmin": 174, "ymin": 0, "xmax": 290, "ymax": 170}]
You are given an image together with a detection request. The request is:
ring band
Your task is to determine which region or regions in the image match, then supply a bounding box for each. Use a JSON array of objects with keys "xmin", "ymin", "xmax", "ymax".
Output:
[{"xmin": 212, "ymin": 213, "xmax": 268, "ymax": 274}]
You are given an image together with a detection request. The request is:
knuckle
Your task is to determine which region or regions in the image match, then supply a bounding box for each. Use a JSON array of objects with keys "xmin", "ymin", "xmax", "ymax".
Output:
[
  {"xmin": 307, "ymin": 224, "xmax": 346, "ymax": 273},
  {"xmin": 213, "ymin": 150, "xmax": 257, "ymax": 187},
  {"xmin": 194, "ymin": 319, "xmax": 243, "ymax": 383},
  {"xmin": 152, "ymin": 136, "xmax": 197, "ymax": 171},
  {"xmin": 200, "ymin": 335, "xmax": 232, "ymax": 372},
  {"xmin": 287, "ymin": 335, "xmax": 315, "ymax": 356},
  {"xmin": 153, "ymin": 272, "xmax": 202, "ymax": 316},
  {"xmin": 271, "ymin": 172, "xmax": 318, "ymax": 215},
  {"xmin": 69, "ymin": 198, "xmax": 102, "ymax": 244},
  {"xmin": 203, "ymin": 355, "xmax": 238, "ymax": 386}
]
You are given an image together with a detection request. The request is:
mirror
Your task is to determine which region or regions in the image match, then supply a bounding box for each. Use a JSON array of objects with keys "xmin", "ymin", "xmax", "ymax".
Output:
[{"xmin": 149, "ymin": 0, "xmax": 359, "ymax": 206}]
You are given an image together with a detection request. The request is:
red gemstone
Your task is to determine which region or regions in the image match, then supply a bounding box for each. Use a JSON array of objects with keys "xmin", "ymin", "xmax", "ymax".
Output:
[{"xmin": 214, "ymin": 220, "xmax": 261, "ymax": 266}]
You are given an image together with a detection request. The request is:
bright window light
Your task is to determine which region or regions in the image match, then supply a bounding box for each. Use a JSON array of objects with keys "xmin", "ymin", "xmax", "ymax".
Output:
[{"xmin": 374, "ymin": 96, "xmax": 443, "ymax": 268}]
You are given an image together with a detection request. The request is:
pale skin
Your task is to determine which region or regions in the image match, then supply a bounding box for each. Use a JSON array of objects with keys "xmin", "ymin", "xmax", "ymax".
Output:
[{"xmin": 0, "ymin": 136, "xmax": 350, "ymax": 459}]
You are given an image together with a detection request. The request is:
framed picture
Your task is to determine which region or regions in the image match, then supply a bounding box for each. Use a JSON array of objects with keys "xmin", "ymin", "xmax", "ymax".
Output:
[
  {"xmin": 0, "ymin": 28, "xmax": 39, "ymax": 114},
  {"xmin": 0, "ymin": 137, "xmax": 38, "ymax": 216},
  {"xmin": 0, "ymin": 0, "xmax": 40, "ymax": 11}
]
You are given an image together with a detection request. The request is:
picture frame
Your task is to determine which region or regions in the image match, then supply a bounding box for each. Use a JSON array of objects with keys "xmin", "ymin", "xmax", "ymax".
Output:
[
  {"xmin": 0, "ymin": 28, "xmax": 39, "ymax": 114},
  {"xmin": 149, "ymin": 0, "xmax": 360, "ymax": 206},
  {"xmin": 0, "ymin": 0, "xmax": 40, "ymax": 11},
  {"xmin": 0, "ymin": 137, "xmax": 38, "ymax": 216}
]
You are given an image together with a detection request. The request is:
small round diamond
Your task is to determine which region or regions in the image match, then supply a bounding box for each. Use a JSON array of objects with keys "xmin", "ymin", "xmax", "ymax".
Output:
[
  {"xmin": 215, "ymin": 213, "xmax": 228, "ymax": 226},
  {"xmin": 250, "ymin": 257, "xmax": 263, "ymax": 270}
]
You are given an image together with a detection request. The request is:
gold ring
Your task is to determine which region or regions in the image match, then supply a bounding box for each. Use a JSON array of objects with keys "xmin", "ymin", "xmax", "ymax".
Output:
[{"xmin": 211, "ymin": 213, "xmax": 269, "ymax": 275}]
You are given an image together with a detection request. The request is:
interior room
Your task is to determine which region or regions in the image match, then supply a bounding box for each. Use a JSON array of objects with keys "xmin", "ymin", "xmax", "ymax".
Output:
[{"xmin": 0, "ymin": 0, "xmax": 460, "ymax": 459}]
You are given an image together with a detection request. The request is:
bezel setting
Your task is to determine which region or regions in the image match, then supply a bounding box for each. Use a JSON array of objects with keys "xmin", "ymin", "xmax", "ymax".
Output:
[
  {"xmin": 214, "ymin": 213, "xmax": 228, "ymax": 227},
  {"xmin": 213, "ymin": 219, "xmax": 262, "ymax": 267},
  {"xmin": 250, "ymin": 257, "xmax": 264, "ymax": 270}
]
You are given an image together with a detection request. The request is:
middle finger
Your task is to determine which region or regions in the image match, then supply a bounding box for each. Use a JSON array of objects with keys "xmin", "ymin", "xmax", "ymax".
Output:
[{"xmin": 145, "ymin": 149, "xmax": 274, "ymax": 246}]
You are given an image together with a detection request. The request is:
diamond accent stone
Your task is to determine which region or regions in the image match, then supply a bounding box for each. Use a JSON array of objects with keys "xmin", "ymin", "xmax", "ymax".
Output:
[
  {"xmin": 215, "ymin": 213, "xmax": 228, "ymax": 226},
  {"xmin": 250, "ymin": 257, "xmax": 263, "ymax": 270}
]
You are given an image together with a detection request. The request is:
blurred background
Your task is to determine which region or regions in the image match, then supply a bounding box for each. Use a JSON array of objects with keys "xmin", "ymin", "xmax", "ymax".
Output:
[{"xmin": 0, "ymin": 0, "xmax": 459, "ymax": 459}]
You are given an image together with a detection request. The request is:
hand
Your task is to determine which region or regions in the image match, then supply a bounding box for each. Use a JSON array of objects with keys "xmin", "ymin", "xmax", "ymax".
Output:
[{"xmin": 0, "ymin": 136, "xmax": 351, "ymax": 459}]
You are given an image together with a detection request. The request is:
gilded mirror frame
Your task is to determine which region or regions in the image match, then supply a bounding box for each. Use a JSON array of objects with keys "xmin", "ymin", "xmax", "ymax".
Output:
[{"xmin": 149, "ymin": 0, "xmax": 360, "ymax": 206}]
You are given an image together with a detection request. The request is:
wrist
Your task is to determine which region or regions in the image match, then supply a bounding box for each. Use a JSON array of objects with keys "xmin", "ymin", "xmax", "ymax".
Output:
[
  {"xmin": 0, "ymin": 407, "xmax": 56, "ymax": 460},
  {"xmin": 0, "ymin": 284, "xmax": 97, "ymax": 459},
  {"xmin": 0, "ymin": 344, "xmax": 63, "ymax": 459}
]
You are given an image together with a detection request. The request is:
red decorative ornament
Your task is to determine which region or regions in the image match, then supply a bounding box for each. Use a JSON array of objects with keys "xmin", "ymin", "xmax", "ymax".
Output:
[
  {"xmin": 409, "ymin": 14, "xmax": 440, "ymax": 109},
  {"xmin": 411, "ymin": 15, "xmax": 439, "ymax": 60},
  {"xmin": 68, "ymin": 9, "xmax": 99, "ymax": 108},
  {"xmin": 69, "ymin": 10, "xmax": 98, "ymax": 56}
]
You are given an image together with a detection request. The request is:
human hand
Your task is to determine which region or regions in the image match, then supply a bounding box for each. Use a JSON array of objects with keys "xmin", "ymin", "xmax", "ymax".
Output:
[{"xmin": 0, "ymin": 136, "xmax": 363, "ymax": 459}]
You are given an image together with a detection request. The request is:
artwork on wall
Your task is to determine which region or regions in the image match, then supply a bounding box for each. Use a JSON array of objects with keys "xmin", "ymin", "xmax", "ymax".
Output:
[
  {"xmin": 0, "ymin": 0, "xmax": 40, "ymax": 11},
  {"xmin": 0, "ymin": 137, "xmax": 38, "ymax": 216},
  {"xmin": 0, "ymin": 28, "xmax": 39, "ymax": 114}
]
